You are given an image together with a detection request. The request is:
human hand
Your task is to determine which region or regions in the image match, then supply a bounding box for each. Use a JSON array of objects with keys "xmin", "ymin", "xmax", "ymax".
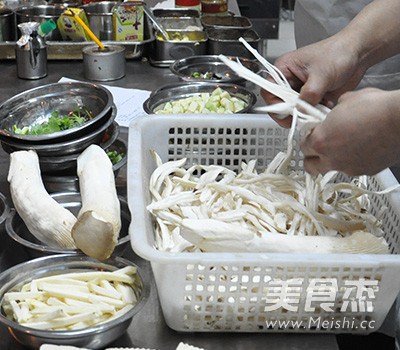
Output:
[
  {"xmin": 261, "ymin": 35, "xmax": 367, "ymax": 128},
  {"xmin": 300, "ymin": 88, "xmax": 400, "ymax": 176}
]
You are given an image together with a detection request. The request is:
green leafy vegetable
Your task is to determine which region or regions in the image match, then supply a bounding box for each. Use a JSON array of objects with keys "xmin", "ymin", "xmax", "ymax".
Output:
[{"xmin": 13, "ymin": 107, "xmax": 92, "ymax": 135}]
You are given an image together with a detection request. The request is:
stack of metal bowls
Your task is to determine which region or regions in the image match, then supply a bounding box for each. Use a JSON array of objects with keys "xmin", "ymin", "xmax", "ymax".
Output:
[{"xmin": 0, "ymin": 82, "xmax": 117, "ymax": 175}]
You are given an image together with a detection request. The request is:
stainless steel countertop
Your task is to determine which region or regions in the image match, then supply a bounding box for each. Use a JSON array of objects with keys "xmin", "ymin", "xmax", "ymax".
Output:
[{"xmin": 0, "ymin": 58, "xmax": 344, "ymax": 349}]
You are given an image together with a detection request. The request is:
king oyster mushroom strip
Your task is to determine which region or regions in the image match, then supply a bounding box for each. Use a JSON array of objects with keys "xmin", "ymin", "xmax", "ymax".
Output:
[{"xmin": 147, "ymin": 151, "xmax": 393, "ymax": 254}]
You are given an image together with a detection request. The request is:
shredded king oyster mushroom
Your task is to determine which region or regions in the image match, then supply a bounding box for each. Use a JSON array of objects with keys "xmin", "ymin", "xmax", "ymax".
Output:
[{"xmin": 146, "ymin": 39, "xmax": 398, "ymax": 254}]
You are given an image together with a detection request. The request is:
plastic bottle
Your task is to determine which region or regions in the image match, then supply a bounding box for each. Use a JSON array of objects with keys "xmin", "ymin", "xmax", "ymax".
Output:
[{"xmin": 38, "ymin": 19, "xmax": 57, "ymax": 38}]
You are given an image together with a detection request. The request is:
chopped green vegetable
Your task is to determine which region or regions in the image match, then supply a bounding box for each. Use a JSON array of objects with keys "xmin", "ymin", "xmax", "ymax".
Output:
[
  {"xmin": 190, "ymin": 71, "xmax": 222, "ymax": 80},
  {"xmin": 106, "ymin": 149, "xmax": 125, "ymax": 165},
  {"xmin": 13, "ymin": 107, "xmax": 92, "ymax": 135}
]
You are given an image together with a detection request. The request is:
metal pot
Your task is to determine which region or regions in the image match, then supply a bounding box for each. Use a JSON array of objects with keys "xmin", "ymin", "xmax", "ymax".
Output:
[
  {"xmin": 15, "ymin": 5, "xmax": 66, "ymax": 41},
  {"xmin": 0, "ymin": 8, "xmax": 16, "ymax": 41},
  {"xmin": 80, "ymin": 1, "xmax": 119, "ymax": 41}
]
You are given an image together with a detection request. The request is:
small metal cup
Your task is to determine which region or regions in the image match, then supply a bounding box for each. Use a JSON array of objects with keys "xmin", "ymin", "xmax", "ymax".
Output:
[{"xmin": 82, "ymin": 44, "xmax": 126, "ymax": 81}]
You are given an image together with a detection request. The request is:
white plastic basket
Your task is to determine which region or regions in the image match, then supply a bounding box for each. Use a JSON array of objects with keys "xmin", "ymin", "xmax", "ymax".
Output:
[{"xmin": 128, "ymin": 114, "xmax": 400, "ymax": 334}]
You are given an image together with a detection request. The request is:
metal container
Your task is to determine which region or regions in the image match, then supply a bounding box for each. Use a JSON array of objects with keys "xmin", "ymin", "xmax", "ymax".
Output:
[
  {"xmin": 42, "ymin": 136, "xmax": 127, "ymax": 192},
  {"xmin": 1, "ymin": 106, "xmax": 117, "ymax": 157},
  {"xmin": 80, "ymin": 1, "xmax": 119, "ymax": 41},
  {"xmin": 153, "ymin": 8, "xmax": 200, "ymax": 18},
  {"xmin": 35, "ymin": 120, "xmax": 119, "ymax": 175},
  {"xmin": 201, "ymin": 14, "xmax": 252, "ymax": 30},
  {"xmin": 157, "ymin": 16, "xmax": 202, "ymax": 31},
  {"xmin": 0, "ymin": 254, "xmax": 149, "ymax": 349},
  {"xmin": 15, "ymin": 22, "xmax": 47, "ymax": 80},
  {"xmin": 143, "ymin": 82, "xmax": 256, "ymax": 114},
  {"xmin": 0, "ymin": 8, "xmax": 16, "ymax": 41},
  {"xmin": 15, "ymin": 5, "xmax": 66, "ymax": 41},
  {"xmin": 150, "ymin": 29, "xmax": 207, "ymax": 67},
  {"xmin": 0, "ymin": 82, "xmax": 114, "ymax": 143},
  {"xmin": 170, "ymin": 55, "xmax": 260, "ymax": 85},
  {"xmin": 83, "ymin": 44, "xmax": 126, "ymax": 81},
  {"xmin": 206, "ymin": 28, "xmax": 260, "ymax": 58}
]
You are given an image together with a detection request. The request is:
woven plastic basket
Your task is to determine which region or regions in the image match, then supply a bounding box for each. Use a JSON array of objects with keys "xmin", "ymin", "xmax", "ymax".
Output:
[{"xmin": 128, "ymin": 114, "xmax": 400, "ymax": 334}]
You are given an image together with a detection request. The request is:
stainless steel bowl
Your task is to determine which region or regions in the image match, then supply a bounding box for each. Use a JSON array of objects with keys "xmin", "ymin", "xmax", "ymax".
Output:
[
  {"xmin": 0, "ymin": 82, "xmax": 114, "ymax": 144},
  {"xmin": 0, "ymin": 192, "xmax": 10, "ymax": 226},
  {"xmin": 0, "ymin": 104, "xmax": 117, "ymax": 157},
  {"xmin": 6, "ymin": 192, "xmax": 130, "ymax": 258},
  {"xmin": 143, "ymin": 82, "xmax": 256, "ymax": 114},
  {"xmin": 0, "ymin": 254, "xmax": 149, "ymax": 349},
  {"xmin": 170, "ymin": 55, "xmax": 260, "ymax": 84},
  {"xmin": 42, "ymin": 137, "xmax": 127, "ymax": 193},
  {"xmin": 1, "ymin": 121, "xmax": 120, "ymax": 175}
]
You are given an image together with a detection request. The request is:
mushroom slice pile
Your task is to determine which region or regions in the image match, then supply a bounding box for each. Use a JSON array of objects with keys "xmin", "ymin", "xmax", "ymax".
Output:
[{"xmin": 147, "ymin": 152, "xmax": 389, "ymax": 254}]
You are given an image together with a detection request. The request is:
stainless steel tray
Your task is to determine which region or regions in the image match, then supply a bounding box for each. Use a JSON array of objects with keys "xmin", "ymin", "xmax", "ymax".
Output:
[
  {"xmin": 201, "ymin": 14, "xmax": 253, "ymax": 30},
  {"xmin": 152, "ymin": 8, "xmax": 200, "ymax": 18},
  {"xmin": 150, "ymin": 29, "xmax": 207, "ymax": 67},
  {"xmin": 157, "ymin": 17, "xmax": 202, "ymax": 30},
  {"xmin": 0, "ymin": 13, "xmax": 155, "ymax": 60}
]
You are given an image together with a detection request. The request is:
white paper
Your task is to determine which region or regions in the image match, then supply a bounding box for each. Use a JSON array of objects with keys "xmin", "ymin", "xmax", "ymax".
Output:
[{"xmin": 58, "ymin": 77, "xmax": 151, "ymax": 127}]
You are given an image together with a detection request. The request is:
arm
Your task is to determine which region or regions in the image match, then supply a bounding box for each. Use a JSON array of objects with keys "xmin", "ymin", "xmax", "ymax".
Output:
[{"xmin": 263, "ymin": 0, "xmax": 400, "ymax": 127}]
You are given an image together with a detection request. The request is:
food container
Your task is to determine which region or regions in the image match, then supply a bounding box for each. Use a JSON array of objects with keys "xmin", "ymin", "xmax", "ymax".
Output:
[
  {"xmin": 42, "ymin": 136, "xmax": 127, "ymax": 192},
  {"xmin": 0, "ymin": 82, "xmax": 114, "ymax": 144},
  {"xmin": 80, "ymin": 1, "xmax": 119, "ymax": 40},
  {"xmin": 6, "ymin": 192, "xmax": 131, "ymax": 258},
  {"xmin": 153, "ymin": 8, "xmax": 200, "ymax": 19},
  {"xmin": 201, "ymin": 14, "xmax": 252, "ymax": 30},
  {"xmin": 0, "ymin": 106, "xmax": 118, "ymax": 157},
  {"xmin": 0, "ymin": 254, "xmax": 149, "ymax": 349},
  {"xmin": 206, "ymin": 28, "xmax": 260, "ymax": 58},
  {"xmin": 143, "ymin": 82, "xmax": 256, "ymax": 114},
  {"xmin": 156, "ymin": 16, "xmax": 202, "ymax": 31},
  {"xmin": 15, "ymin": 5, "xmax": 66, "ymax": 41},
  {"xmin": 15, "ymin": 21, "xmax": 48, "ymax": 80},
  {"xmin": 0, "ymin": 8, "xmax": 16, "ymax": 41},
  {"xmin": 82, "ymin": 44, "xmax": 126, "ymax": 81},
  {"xmin": 128, "ymin": 114, "xmax": 400, "ymax": 333},
  {"xmin": 35, "ymin": 120, "xmax": 119, "ymax": 175},
  {"xmin": 175, "ymin": 0, "xmax": 200, "ymax": 11},
  {"xmin": 150, "ymin": 29, "xmax": 207, "ymax": 67},
  {"xmin": 169, "ymin": 55, "xmax": 260, "ymax": 85}
]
